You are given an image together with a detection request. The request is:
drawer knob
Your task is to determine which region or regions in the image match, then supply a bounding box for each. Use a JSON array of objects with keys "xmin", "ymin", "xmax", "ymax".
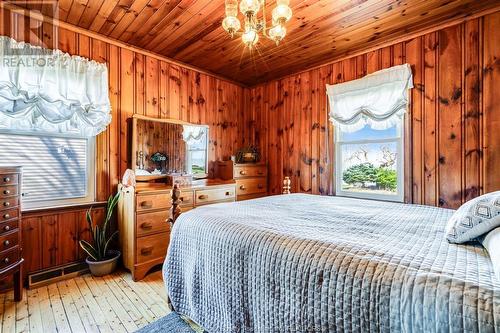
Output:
[
  {"xmin": 198, "ymin": 194, "xmax": 208, "ymax": 200},
  {"xmin": 3, "ymin": 240, "xmax": 9, "ymax": 246},
  {"xmin": 225, "ymin": 191, "xmax": 231, "ymax": 196},
  {"xmin": 140, "ymin": 201, "xmax": 153, "ymax": 209},
  {"xmin": 141, "ymin": 247, "xmax": 153, "ymax": 256},
  {"xmin": 3, "ymin": 177, "xmax": 10, "ymax": 182},
  {"xmin": 257, "ymin": 171, "xmax": 264, "ymax": 175},
  {"xmin": 3, "ymin": 214, "xmax": 10, "ymax": 219},
  {"xmin": 239, "ymin": 171, "xmax": 247, "ymax": 175},
  {"xmin": 140, "ymin": 223, "xmax": 153, "ymax": 230},
  {"xmin": 258, "ymin": 184, "xmax": 264, "ymax": 189},
  {"xmin": 239, "ymin": 185, "xmax": 247, "ymax": 190},
  {"xmin": 3, "ymin": 202, "xmax": 9, "ymax": 207},
  {"xmin": 3, "ymin": 190, "xmax": 10, "ymax": 195},
  {"xmin": 4, "ymin": 257, "xmax": 9, "ymax": 264},
  {"xmin": 3, "ymin": 225, "xmax": 10, "ymax": 232}
]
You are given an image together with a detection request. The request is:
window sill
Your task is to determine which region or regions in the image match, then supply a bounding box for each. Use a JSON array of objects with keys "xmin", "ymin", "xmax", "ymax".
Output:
[{"xmin": 22, "ymin": 201, "xmax": 107, "ymax": 215}]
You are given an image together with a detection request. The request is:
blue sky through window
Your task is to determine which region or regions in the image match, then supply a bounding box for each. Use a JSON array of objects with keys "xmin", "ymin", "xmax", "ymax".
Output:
[{"xmin": 341, "ymin": 124, "xmax": 398, "ymax": 141}]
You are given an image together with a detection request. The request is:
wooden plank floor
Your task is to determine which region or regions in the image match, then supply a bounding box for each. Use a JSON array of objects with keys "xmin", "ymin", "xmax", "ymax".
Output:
[{"xmin": 0, "ymin": 270, "xmax": 170, "ymax": 333}]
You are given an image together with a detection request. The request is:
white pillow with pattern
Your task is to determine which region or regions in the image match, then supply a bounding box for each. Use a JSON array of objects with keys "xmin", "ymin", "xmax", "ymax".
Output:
[
  {"xmin": 446, "ymin": 191, "xmax": 500, "ymax": 244},
  {"xmin": 481, "ymin": 227, "xmax": 500, "ymax": 281}
]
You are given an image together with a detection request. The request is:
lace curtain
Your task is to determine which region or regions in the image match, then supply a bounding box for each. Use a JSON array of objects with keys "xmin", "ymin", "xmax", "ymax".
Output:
[
  {"xmin": 326, "ymin": 64, "xmax": 413, "ymax": 132},
  {"xmin": 0, "ymin": 36, "xmax": 111, "ymax": 137}
]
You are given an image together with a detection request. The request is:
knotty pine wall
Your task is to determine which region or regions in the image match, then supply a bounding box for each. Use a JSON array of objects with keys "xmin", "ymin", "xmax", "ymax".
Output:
[
  {"xmin": 246, "ymin": 12, "xmax": 500, "ymax": 210},
  {"xmin": 0, "ymin": 7, "xmax": 250, "ymax": 280}
]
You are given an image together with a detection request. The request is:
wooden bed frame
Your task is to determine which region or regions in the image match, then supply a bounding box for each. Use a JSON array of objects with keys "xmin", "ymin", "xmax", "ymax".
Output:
[{"xmin": 168, "ymin": 176, "xmax": 291, "ymax": 225}]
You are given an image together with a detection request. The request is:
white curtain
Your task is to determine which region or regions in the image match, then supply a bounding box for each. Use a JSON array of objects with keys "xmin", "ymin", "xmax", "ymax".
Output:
[
  {"xmin": 326, "ymin": 64, "xmax": 413, "ymax": 132},
  {"xmin": 182, "ymin": 125, "xmax": 206, "ymax": 145},
  {"xmin": 0, "ymin": 36, "xmax": 111, "ymax": 137}
]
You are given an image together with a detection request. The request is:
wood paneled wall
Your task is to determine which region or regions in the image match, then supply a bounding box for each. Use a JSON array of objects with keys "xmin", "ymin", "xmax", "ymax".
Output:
[
  {"xmin": 22, "ymin": 207, "xmax": 105, "ymax": 274},
  {"xmin": 0, "ymin": 7, "xmax": 249, "ymax": 278},
  {"xmin": 247, "ymin": 12, "xmax": 500, "ymax": 209}
]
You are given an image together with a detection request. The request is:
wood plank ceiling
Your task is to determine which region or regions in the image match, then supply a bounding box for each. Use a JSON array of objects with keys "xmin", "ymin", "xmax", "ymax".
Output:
[{"xmin": 7, "ymin": 0, "xmax": 500, "ymax": 85}]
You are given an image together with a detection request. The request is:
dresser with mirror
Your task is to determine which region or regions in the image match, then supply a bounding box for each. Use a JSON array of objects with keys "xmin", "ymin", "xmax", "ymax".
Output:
[{"xmin": 118, "ymin": 115, "xmax": 236, "ymax": 281}]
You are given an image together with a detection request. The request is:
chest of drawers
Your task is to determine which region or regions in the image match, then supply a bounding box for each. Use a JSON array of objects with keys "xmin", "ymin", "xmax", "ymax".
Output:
[
  {"xmin": 217, "ymin": 161, "xmax": 268, "ymax": 201},
  {"xmin": 0, "ymin": 166, "xmax": 23, "ymax": 301},
  {"xmin": 118, "ymin": 179, "xmax": 236, "ymax": 281}
]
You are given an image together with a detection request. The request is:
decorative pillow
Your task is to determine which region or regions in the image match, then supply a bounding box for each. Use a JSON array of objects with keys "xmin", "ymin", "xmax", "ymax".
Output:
[
  {"xmin": 446, "ymin": 191, "xmax": 500, "ymax": 244},
  {"xmin": 481, "ymin": 227, "xmax": 500, "ymax": 281}
]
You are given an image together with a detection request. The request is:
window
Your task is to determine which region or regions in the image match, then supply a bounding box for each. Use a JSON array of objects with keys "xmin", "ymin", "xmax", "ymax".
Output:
[
  {"xmin": 0, "ymin": 131, "xmax": 95, "ymax": 210},
  {"xmin": 335, "ymin": 121, "xmax": 404, "ymax": 202},
  {"xmin": 185, "ymin": 126, "xmax": 208, "ymax": 177}
]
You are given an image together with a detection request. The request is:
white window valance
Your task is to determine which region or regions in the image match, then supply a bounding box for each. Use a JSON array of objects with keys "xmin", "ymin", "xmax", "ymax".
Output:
[
  {"xmin": 0, "ymin": 36, "xmax": 111, "ymax": 137},
  {"xmin": 182, "ymin": 125, "xmax": 206, "ymax": 145},
  {"xmin": 326, "ymin": 63, "xmax": 413, "ymax": 132}
]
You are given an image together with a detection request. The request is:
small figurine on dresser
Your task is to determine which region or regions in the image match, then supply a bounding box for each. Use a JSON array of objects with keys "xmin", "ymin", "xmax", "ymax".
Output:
[
  {"xmin": 235, "ymin": 146, "xmax": 261, "ymax": 164},
  {"xmin": 151, "ymin": 152, "xmax": 168, "ymax": 173}
]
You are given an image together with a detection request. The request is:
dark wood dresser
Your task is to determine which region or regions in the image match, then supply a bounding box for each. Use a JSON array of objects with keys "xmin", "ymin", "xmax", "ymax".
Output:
[{"xmin": 0, "ymin": 166, "xmax": 23, "ymax": 301}]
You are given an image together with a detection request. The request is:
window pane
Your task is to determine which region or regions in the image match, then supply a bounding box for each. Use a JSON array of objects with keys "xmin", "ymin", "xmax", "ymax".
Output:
[
  {"xmin": 0, "ymin": 133, "xmax": 90, "ymax": 203},
  {"xmin": 190, "ymin": 150, "xmax": 206, "ymax": 174},
  {"xmin": 341, "ymin": 124, "xmax": 398, "ymax": 141},
  {"xmin": 340, "ymin": 141, "xmax": 399, "ymax": 196},
  {"xmin": 186, "ymin": 127, "xmax": 207, "ymax": 175},
  {"xmin": 187, "ymin": 128, "xmax": 207, "ymax": 150}
]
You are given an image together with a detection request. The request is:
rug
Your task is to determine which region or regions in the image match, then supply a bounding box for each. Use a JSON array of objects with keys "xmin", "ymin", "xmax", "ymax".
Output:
[{"xmin": 136, "ymin": 312, "xmax": 198, "ymax": 333}]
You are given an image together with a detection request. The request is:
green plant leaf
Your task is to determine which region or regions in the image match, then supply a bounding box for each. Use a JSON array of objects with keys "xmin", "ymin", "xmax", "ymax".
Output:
[
  {"xmin": 79, "ymin": 240, "xmax": 98, "ymax": 261},
  {"xmin": 86, "ymin": 207, "xmax": 93, "ymax": 225},
  {"xmin": 104, "ymin": 192, "xmax": 121, "ymax": 233},
  {"xmin": 94, "ymin": 225, "xmax": 102, "ymax": 259},
  {"xmin": 81, "ymin": 191, "xmax": 121, "ymax": 262},
  {"xmin": 104, "ymin": 230, "xmax": 119, "ymax": 257}
]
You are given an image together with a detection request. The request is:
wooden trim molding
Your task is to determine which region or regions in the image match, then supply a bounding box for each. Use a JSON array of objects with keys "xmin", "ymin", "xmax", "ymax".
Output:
[{"xmin": 22, "ymin": 201, "xmax": 107, "ymax": 216}]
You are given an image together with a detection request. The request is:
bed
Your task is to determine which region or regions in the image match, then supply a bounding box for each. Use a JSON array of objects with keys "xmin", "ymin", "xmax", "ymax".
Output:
[{"xmin": 164, "ymin": 193, "xmax": 500, "ymax": 332}]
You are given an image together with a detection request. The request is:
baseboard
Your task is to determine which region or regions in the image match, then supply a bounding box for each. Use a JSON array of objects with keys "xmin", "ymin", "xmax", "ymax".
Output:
[{"xmin": 28, "ymin": 261, "xmax": 89, "ymax": 289}]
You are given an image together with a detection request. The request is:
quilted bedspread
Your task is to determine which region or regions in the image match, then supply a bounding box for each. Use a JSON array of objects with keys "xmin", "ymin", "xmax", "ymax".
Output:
[{"xmin": 164, "ymin": 194, "xmax": 500, "ymax": 333}]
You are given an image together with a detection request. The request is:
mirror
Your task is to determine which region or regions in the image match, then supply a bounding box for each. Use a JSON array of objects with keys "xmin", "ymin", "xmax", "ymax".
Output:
[{"xmin": 132, "ymin": 115, "xmax": 209, "ymax": 179}]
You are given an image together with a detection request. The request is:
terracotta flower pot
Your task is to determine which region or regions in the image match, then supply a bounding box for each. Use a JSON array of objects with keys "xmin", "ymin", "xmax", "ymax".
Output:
[{"xmin": 86, "ymin": 250, "xmax": 121, "ymax": 277}]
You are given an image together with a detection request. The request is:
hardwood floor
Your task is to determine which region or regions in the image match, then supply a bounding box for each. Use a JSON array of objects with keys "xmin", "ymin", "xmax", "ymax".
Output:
[{"xmin": 0, "ymin": 270, "xmax": 170, "ymax": 333}]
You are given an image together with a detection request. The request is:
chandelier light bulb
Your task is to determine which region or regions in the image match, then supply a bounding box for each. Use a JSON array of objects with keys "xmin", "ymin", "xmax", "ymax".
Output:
[
  {"xmin": 222, "ymin": 16, "xmax": 241, "ymax": 37},
  {"xmin": 225, "ymin": 0, "xmax": 239, "ymax": 17},
  {"xmin": 240, "ymin": 0, "xmax": 260, "ymax": 15},
  {"xmin": 272, "ymin": 3, "xmax": 292, "ymax": 23},
  {"xmin": 222, "ymin": 0, "xmax": 292, "ymax": 47},
  {"xmin": 269, "ymin": 24, "xmax": 286, "ymax": 45},
  {"xmin": 242, "ymin": 29, "xmax": 259, "ymax": 46}
]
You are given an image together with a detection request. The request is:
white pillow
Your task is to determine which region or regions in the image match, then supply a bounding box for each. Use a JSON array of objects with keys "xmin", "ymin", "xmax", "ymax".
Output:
[
  {"xmin": 446, "ymin": 191, "xmax": 500, "ymax": 243},
  {"xmin": 481, "ymin": 227, "xmax": 500, "ymax": 281}
]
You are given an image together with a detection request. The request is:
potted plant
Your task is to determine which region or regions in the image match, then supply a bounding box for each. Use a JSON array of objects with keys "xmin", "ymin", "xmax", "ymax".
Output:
[{"xmin": 79, "ymin": 192, "xmax": 121, "ymax": 277}]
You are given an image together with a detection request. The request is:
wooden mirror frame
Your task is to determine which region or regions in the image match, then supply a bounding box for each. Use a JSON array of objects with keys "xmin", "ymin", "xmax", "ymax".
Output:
[{"xmin": 131, "ymin": 115, "xmax": 210, "ymax": 179}]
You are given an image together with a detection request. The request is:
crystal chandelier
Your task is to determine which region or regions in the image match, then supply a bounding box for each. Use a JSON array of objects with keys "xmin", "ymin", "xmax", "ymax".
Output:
[{"xmin": 222, "ymin": 0, "xmax": 293, "ymax": 47}]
